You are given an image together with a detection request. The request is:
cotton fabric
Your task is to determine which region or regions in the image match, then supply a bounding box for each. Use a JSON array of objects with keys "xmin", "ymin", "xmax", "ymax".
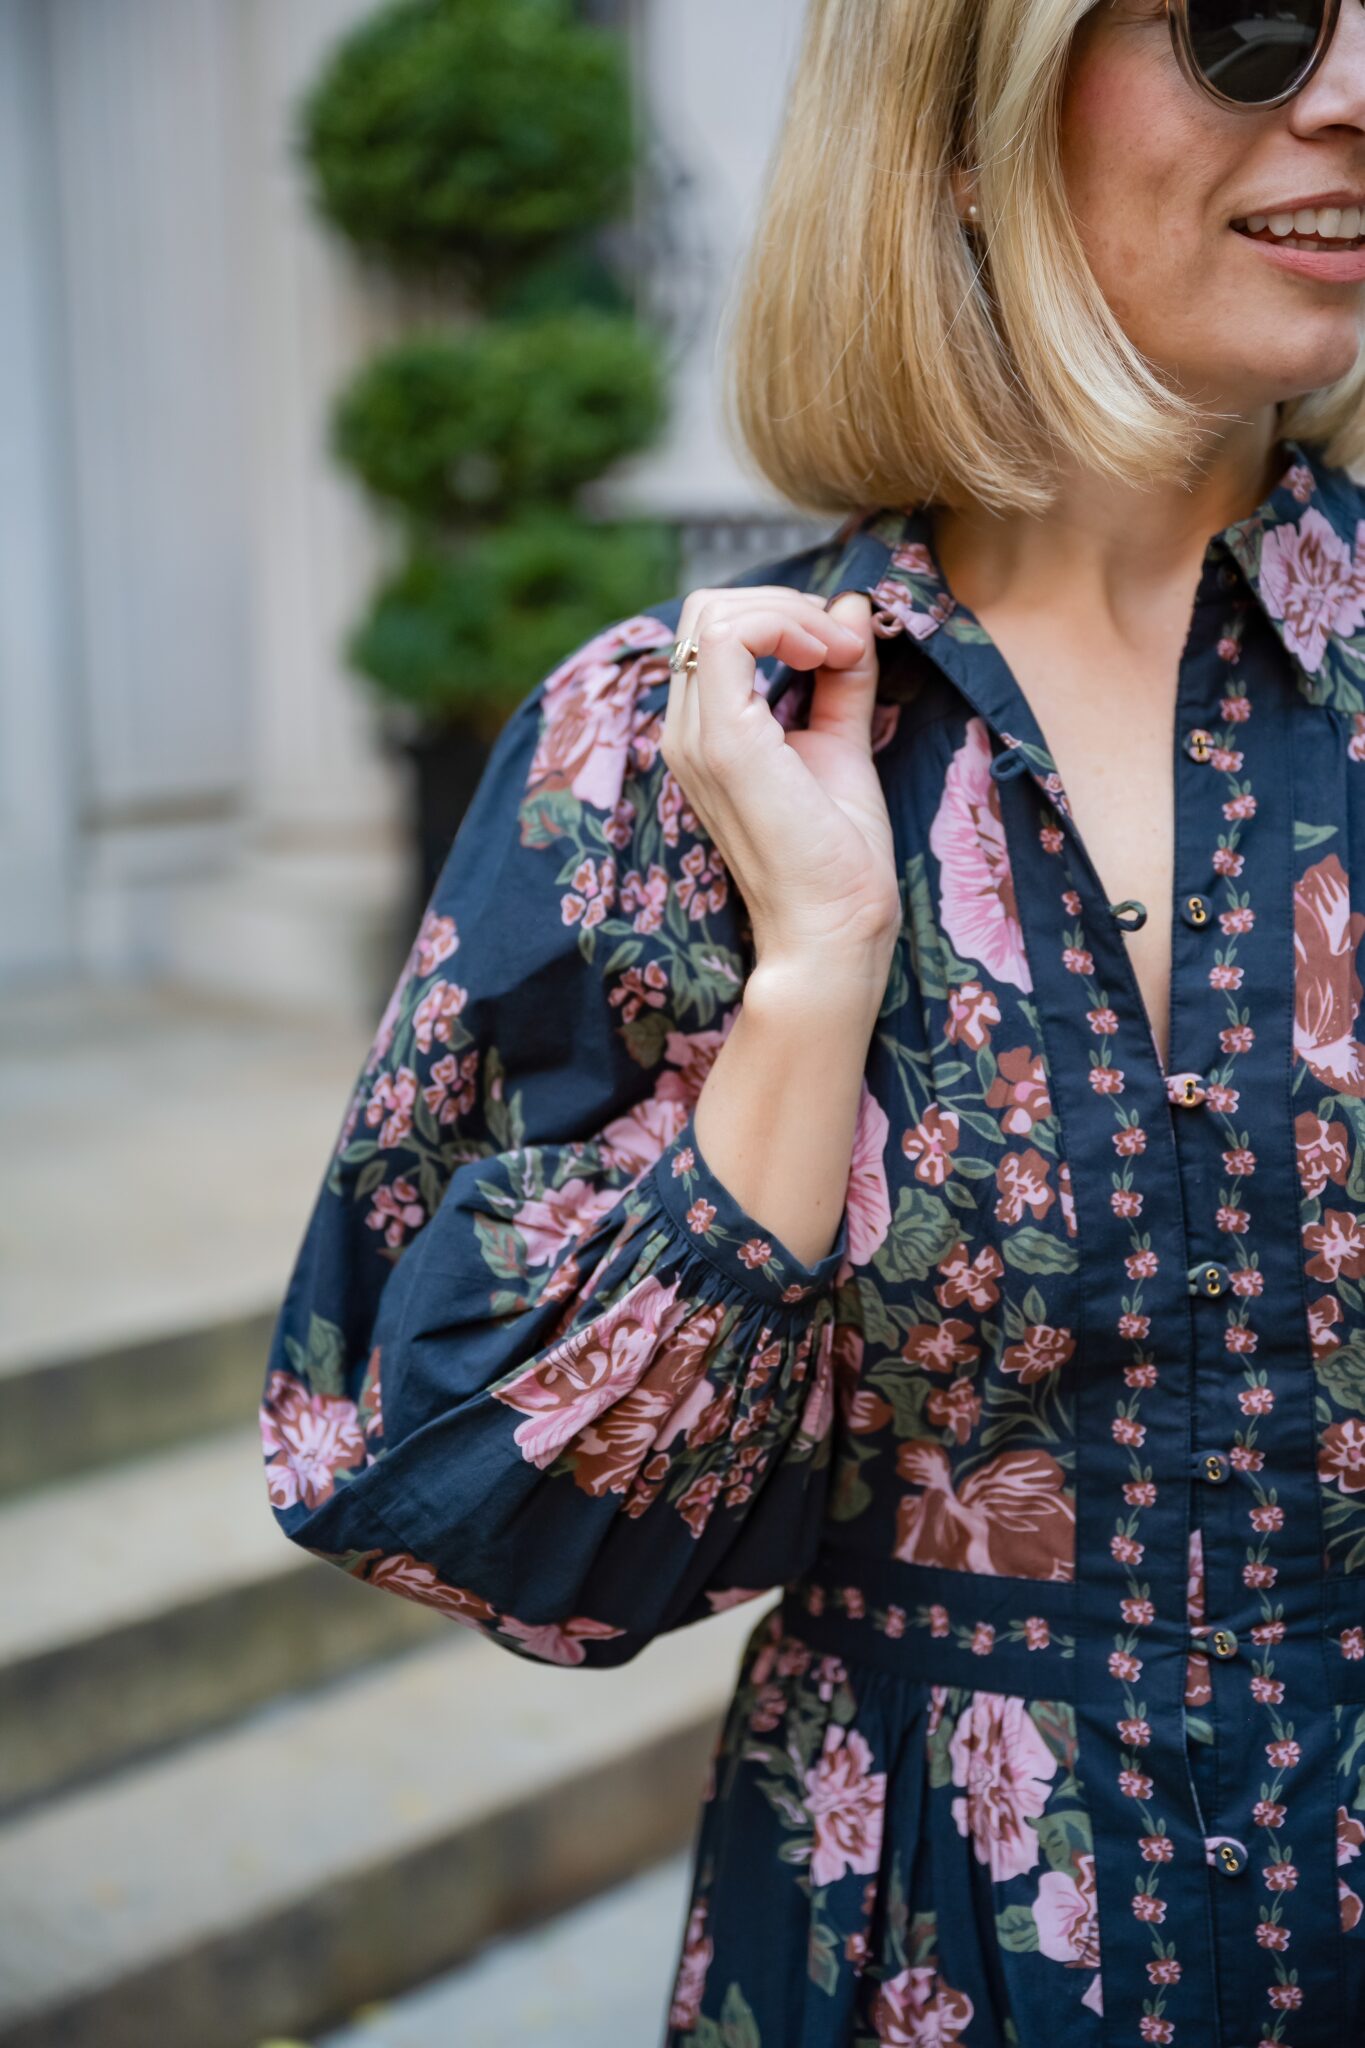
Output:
[{"xmin": 261, "ymin": 437, "xmax": 1365, "ymax": 2046}]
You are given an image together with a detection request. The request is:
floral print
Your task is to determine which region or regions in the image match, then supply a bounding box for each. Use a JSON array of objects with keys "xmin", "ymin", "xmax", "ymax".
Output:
[{"xmin": 263, "ymin": 437, "xmax": 1365, "ymax": 2044}]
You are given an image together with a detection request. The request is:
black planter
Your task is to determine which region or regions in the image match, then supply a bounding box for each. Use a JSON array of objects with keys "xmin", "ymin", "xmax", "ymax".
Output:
[{"xmin": 401, "ymin": 717, "xmax": 495, "ymax": 931}]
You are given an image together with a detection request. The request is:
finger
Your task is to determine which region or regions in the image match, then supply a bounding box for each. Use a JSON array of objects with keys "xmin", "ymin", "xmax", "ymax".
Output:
[
  {"xmin": 682, "ymin": 602, "xmax": 864, "ymax": 756},
  {"xmin": 805, "ymin": 591, "xmax": 881, "ymax": 747}
]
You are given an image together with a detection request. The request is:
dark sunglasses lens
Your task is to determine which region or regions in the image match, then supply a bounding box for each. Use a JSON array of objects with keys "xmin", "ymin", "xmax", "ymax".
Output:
[{"xmin": 1185, "ymin": 1, "xmax": 1325, "ymax": 103}]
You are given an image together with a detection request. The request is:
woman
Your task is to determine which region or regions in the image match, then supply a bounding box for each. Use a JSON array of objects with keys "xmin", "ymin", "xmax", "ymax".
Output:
[{"xmin": 260, "ymin": 1, "xmax": 1365, "ymax": 2041}]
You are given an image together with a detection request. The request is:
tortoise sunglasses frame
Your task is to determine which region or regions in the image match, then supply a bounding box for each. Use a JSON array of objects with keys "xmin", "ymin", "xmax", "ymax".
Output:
[{"xmin": 1166, "ymin": 0, "xmax": 1349, "ymax": 111}]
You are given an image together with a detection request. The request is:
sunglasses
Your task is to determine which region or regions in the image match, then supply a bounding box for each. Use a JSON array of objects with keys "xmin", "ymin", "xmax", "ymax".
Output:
[{"xmin": 1168, "ymin": 0, "xmax": 1362, "ymax": 108}]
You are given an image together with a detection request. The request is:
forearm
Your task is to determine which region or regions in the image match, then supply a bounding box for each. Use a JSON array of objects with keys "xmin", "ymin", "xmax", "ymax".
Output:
[{"xmin": 690, "ymin": 950, "xmax": 892, "ymax": 1272}]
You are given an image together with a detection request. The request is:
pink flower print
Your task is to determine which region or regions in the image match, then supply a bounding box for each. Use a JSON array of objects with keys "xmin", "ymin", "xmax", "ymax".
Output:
[
  {"xmin": 364, "ymin": 1552, "xmax": 496, "ymax": 1628},
  {"xmin": 870, "ymin": 1964, "xmax": 975, "ymax": 2046},
  {"xmin": 1033, "ymin": 1852, "xmax": 1101, "ymax": 1969},
  {"xmin": 495, "ymin": 1612, "xmax": 630, "ymax": 1663},
  {"xmin": 508, "ymin": 1172, "xmax": 625, "ymax": 1272},
  {"xmin": 365, "ymin": 1066, "xmax": 418, "ymax": 1149},
  {"xmin": 493, "ymin": 1269, "xmax": 694, "ymax": 1472},
  {"xmin": 532, "ymin": 618, "xmax": 670, "ymax": 810},
  {"xmin": 609, "ymin": 957, "xmax": 671, "ymax": 1024},
  {"xmin": 895, "ymin": 1442, "xmax": 1075, "ymax": 1580},
  {"xmin": 259, "ymin": 1369, "xmax": 366, "ymax": 1510},
  {"xmin": 948, "ymin": 1692, "xmax": 1058, "ymax": 1882},
  {"xmin": 1259, "ymin": 504, "xmax": 1365, "ymax": 672},
  {"xmin": 984, "ymin": 1046, "xmax": 1054, "ymax": 1133},
  {"xmin": 1308, "ymin": 1293, "xmax": 1344, "ymax": 1356},
  {"xmin": 929, "ymin": 717, "xmax": 1033, "ymax": 989},
  {"xmin": 945, "ymin": 979, "xmax": 1003, "ymax": 1049},
  {"xmin": 994, "ymin": 1147, "xmax": 1055, "ymax": 1225},
  {"xmin": 412, "ymin": 978, "xmax": 466, "ymax": 1054},
  {"xmin": 668, "ymin": 1896, "xmax": 713, "ymax": 2032},
  {"xmin": 1295, "ymin": 1112, "xmax": 1351, "ymax": 1198},
  {"xmin": 675, "ymin": 841, "xmax": 728, "ymax": 921},
  {"xmin": 902, "ymin": 1319, "xmax": 981, "ymax": 1374},
  {"xmin": 412, "ymin": 911, "xmax": 458, "ymax": 978},
  {"xmin": 366, "ymin": 1176, "xmax": 425, "ymax": 1249},
  {"xmin": 1341, "ymin": 1625, "xmax": 1365, "ymax": 1659},
  {"xmin": 619, "ymin": 862, "xmax": 669, "ymax": 936},
  {"xmin": 841, "ymin": 1080, "xmax": 894, "ymax": 1266},
  {"xmin": 934, "ymin": 1241, "xmax": 1004, "ymax": 1311},
  {"xmin": 803, "ymin": 1723, "xmax": 886, "ymax": 1887},
  {"xmin": 926, "ymin": 1378, "xmax": 982, "ymax": 1444},
  {"xmin": 1058, "ymin": 1159, "xmax": 1077, "ymax": 1236},
  {"xmin": 1303, "ymin": 1206, "xmax": 1365, "ymax": 1283},
  {"xmin": 561, "ymin": 852, "xmax": 616, "ymax": 929},
  {"xmin": 1294, "ymin": 853, "xmax": 1365, "ymax": 1091},
  {"xmin": 902, "ymin": 1104, "xmax": 961, "ymax": 1185},
  {"xmin": 422, "ymin": 1049, "xmax": 479, "ymax": 1126},
  {"xmin": 1025, "ymin": 1615, "xmax": 1050, "ymax": 1648},
  {"xmin": 1001, "ymin": 1322, "xmax": 1075, "ymax": 1383},
  {"xmin": 1319, "ymin": 1418, "xmax": 1365, "ymax": 1493}
]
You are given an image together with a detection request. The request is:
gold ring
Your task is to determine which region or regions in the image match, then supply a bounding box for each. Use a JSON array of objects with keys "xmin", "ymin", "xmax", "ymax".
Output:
[{"xmin": 669, "ymin": 636, "xmax": 700, "ymax": 676}]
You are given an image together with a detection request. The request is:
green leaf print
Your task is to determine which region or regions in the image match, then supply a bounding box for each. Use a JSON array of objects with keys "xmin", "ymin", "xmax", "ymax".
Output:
[
  {"xmin": 1293, "ymin": 820, "xmax": 1338, "ymax": 850},
  {"xmin": 866, "ymin": 1363, "xmax": 933, "ymax": 1438},
  {"xmin": 901, "ymin": 854, "xmax": 975, "ymax": 1001},
  {"xmin": 1031, "ymin": 1808, "xmax": 1093, "ymax": 1871},
  {"xmin": 1001, "ymin": 1227, "xmax": 1078, "ymax": 1275},
  {"xmin": 1315, "ymin": 1340, "xmax": 1365, "ymax": 1414},
  {"xmin": 719, "ymin": 1983, "xmax": 763, "ymax": 2048},
  {"xmin": 283, "ymin": 1312, "xmax": 347, "ymax": 1398},
  {"xmin": 1334, "ymin": 1096, "xmax": 1365, "ymax": 1204},
  {"xmin": 875, "ymin": 1185, "xmax": 963, "ymax": 1283},
  {"xmin": 807, "ymin": 1917, "xmax": 842, "ymax": 1999},
  {"xmin": 995, "ymin": 1903, "xmax": 1041, "ymax": 1952}
]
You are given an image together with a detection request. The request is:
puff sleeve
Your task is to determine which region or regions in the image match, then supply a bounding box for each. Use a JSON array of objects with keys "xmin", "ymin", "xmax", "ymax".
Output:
[{"xmin": 259, "ymin": 611, "xmax": 853, "ymax": 1668}]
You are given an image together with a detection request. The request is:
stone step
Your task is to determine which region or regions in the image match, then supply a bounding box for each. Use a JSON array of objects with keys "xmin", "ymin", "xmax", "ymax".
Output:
[
  {"xmin": 0, "ymin": 1426, "xmax": 443, "ymax": 1812},
  {"xmin": 0, "ymin": 1603, "xmax": 758, "ymax": 2048},
  {"xmin": 315, "ymin": 1848, "xmax": 695, "ymax": 2047},
  {"xmin": 0, "ymin": 1307, "xmax": 277, "ymax": 1501}
]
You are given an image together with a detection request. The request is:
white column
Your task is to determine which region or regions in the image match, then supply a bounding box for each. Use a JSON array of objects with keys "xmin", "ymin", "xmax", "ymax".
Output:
[
  {"xmin": 0, "ymin": 0, "xmax": 77, "ymax": 979},
  {"xmin": 607, "ymin": 0, "xmax": 811, "ymax": 518}
]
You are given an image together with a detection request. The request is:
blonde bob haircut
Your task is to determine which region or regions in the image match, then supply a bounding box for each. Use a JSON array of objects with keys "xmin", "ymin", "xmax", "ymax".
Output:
[{"xmin": 722, "ymin": 0, "xmax": 1365, "ymax": 520}]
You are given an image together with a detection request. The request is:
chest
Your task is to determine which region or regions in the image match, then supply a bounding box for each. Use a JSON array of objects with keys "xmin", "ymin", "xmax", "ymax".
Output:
[{"xmin": 969, "ymin": 623, "xmax": 1184, "ymax": 1074}]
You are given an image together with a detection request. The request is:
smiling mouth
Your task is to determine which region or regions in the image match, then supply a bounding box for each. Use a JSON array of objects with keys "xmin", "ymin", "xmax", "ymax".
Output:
[{"xmin": 1232, "ymin": 205, "xmax": 1365, "ymax": 250}]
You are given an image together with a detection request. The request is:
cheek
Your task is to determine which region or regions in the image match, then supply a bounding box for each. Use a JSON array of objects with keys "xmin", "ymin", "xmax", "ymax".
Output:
[{"xmin": 1060, "ymin": 53, "xmax": 1212, "ymax": 306}]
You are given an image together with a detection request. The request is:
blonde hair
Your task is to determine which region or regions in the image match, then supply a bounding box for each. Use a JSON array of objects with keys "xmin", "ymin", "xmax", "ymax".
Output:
[{"xmin": 721, "ymin": 0, "xmax": 1365, "ymax": 519}]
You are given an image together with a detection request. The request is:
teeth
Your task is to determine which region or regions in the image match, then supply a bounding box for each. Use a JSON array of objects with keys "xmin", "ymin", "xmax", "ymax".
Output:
[{"xmin": 1249, "ymin": 203, "xmax": 1364, "ymax": 240}]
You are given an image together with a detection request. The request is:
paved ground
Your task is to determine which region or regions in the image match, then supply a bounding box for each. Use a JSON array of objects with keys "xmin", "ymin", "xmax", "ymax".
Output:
[
  {"xmin": 312, "ymin": 1849, "xmax": 693, "ymax": 2048},
  {"xmin": 0, "ymin": 982, "xmax": 369, "ymax": 1372}
]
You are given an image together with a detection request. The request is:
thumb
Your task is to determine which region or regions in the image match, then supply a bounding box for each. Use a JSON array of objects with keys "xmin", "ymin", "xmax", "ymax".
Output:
[{"xmin": 805, "ymin": 589, "xmax": 880, "ymax": 744}]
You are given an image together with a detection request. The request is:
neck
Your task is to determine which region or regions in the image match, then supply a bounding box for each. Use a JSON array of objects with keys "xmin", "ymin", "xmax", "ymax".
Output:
[{"xmin": 930, "ymin": 408, "xmax": 1287, "ymax": 640}]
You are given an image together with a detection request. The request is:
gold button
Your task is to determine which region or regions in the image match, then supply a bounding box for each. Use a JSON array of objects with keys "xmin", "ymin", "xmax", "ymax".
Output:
[
  {"xmin": 1186, "ymin": 894, "xmax": 1209, "ymax": 925},
  {"xmin": 1180, "ymin": 1076, "xmax": 1202, "ymax": 1106},
  {"xmin": 1186, "ymin": 728, "xmax": 1214, "ymax": 763},
  {"xmin": 1211, "ymin": 1628, "xmax": 1237, "ymax": 1659},
  {"xmin": 1219, "ymin": 1843, "xmax": 1241, "ymax": 1873},
  {"xmin": 1202, "ymin": 1266, "xmax": 1224, "ymax": 1296}
]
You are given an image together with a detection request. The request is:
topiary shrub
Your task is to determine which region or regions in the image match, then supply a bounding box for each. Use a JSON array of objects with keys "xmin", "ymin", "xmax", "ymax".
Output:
[{"xmin": 300, "ymin": 0, "xmax": 677, "ymax": 751}]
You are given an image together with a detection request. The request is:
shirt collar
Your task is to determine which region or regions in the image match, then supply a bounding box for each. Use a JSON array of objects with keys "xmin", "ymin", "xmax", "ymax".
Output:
[{"xmin": 821, "ymin": 435, "xmax": 1365, "ymax": 725}]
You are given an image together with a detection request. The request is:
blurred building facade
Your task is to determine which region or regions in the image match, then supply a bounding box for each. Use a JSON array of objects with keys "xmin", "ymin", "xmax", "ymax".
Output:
[{"xmin": 0, "ymin": 0, "xmax": 821, "ymax": 1021}]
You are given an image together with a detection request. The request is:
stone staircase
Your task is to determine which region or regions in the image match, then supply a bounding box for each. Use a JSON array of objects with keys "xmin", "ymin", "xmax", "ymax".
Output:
[{"xmin": 0, "ymin": 1302, "xmax": 751, "ymax": 2048}]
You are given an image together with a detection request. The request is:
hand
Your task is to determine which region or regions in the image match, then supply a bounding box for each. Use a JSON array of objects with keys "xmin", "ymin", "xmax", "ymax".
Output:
[{"xmin": 659, "ymin": 584, "xmax": 901, "ymax": 975}]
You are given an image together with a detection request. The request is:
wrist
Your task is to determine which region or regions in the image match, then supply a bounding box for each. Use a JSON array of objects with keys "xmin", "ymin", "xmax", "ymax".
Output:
[{"xmin": 745, "ymin": 945, "xmax": 895, "ymax": 1024}]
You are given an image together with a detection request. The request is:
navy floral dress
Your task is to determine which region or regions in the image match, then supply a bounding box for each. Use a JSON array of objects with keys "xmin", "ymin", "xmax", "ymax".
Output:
[{"xmin": 262, "ymin": 436, "xmax": 1365, "ymax": 2047}]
